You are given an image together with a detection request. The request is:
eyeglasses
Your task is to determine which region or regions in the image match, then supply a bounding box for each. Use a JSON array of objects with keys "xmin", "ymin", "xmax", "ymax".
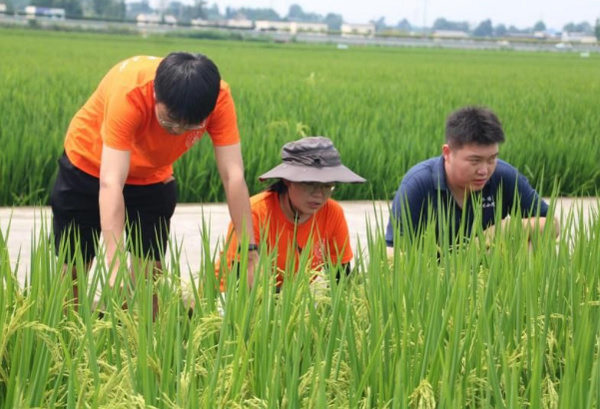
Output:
[
  {"xmin": 298, "ymin": 182, "xmax": 336, "ymax": 195},
  {"xmin": 157, "ymin": 117, "xmax": 206, "ymax": 131},
  {"xmin": 155, "ymin": 105, "xmax": 206, "ymax": 131}
]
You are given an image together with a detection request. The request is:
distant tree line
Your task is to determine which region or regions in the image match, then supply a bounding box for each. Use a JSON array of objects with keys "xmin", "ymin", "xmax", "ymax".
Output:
[
  {"xmin": 435, "ymin": 17, "xmax": 598, "ymax": 38},
  {"xmin": 2, "ymin": 0, "xmax": 599, "ymax": 39}
]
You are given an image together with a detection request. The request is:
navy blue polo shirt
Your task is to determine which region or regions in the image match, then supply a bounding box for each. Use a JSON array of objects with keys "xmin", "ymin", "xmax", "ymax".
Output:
[{"xmin": 385, "ymin": 156, "xmax": 549, "ymax": 246}]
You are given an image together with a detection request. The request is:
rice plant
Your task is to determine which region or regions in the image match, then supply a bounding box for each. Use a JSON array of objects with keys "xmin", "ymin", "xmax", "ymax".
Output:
[
  {"xmin": 1, "ymin": 201, "xmax": 598, "ymax": 408},
  {"xmin": 0, "ymin": 28, "xmax": 598, "ymax": 206}
]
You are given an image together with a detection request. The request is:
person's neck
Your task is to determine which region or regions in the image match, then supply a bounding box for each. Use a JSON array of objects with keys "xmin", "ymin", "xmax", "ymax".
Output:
[{"xmin": 280, "ymin": 192, "xmax": 311, "ymax": 224}]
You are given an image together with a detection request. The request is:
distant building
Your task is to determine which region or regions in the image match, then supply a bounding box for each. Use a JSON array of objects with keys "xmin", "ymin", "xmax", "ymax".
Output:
[
  {"xmin": 532, "ymin": 30, "xmax": 559, "ymax": 40},
  {"xmin": 25, "ymin": 6, "xmax": 65, "ymax": 19},
  {"xmin": 255, "ymin": 20, "xmax": 327, "ymax": 35},
  {"xmin": 255, "ymin": 20, "xmax": 291, "ymax": 32},
  {"xmin": 0, "ymin": 3, "xmax": 7, "ymax": 13},
  {"xmin": 225, "ymin": 18, "xmax": 253, "ymax": 29},
  {"xmin": 163, "ymin": 15, "xmax": 176, "ymax": 25},
  {"xmin": 191, "ymin": 18, "xmax": 253, "ymax": 29},
  {"xmin": 136, "ymin": 13, "xmax": 176, "ymax": 26},
  {"xmin": 504, "ymin": 32, "xmax": 537, "ymax": 40},
  {"xmin": 190, "ymin": 18, "xmax": 208, "ymax": 27},
  {"xmin": 562, "ymin": 32, "xmax": 598, "ymax": 44},
  {"xmin": 433, "ymin": 30, "xmax": 469, "ymax": 39},
  {"xmin": 136, "ymin": 13, "xmax": 160, "ymax": 25},
  {"xmin": 544, "ymin": 29, "xmax": 561, "ymax": 39},
  {"xmin": 341, "ymin": 23, "xmax": 375, "ymax": 37},
  {"xmin": 295, "ymin": 22, "xmax": 328, "ymax": 34}
]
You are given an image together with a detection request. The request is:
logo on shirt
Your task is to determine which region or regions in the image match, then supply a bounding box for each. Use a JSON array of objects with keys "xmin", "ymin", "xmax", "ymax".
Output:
[
  {"xmin": 297, "ymin": 239, "xmax": 326, "ymax": 270},
  {"xmin": 482, "ymin": 196, "xmax": 495, "ymax": 208}
]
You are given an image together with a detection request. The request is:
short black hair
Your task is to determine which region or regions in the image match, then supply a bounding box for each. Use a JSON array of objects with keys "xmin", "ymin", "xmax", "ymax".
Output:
[
  {"xmin": 445, "ymin": 106, "xmax": 505, "ymax": 149},
  {"xmin": 267, "ymin": 180, "xmax": 288, "ymax": 194},
  {"xmin": 154, "ymin": 52, "xmax": 221, "ymax": 125}
]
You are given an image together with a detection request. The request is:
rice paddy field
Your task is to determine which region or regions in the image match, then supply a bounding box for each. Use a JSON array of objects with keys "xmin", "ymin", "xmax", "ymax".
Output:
[
  {"xmin": 1, "ymin": 28, "xmax": 599, "ymax": 408},
  {"xmin": 0, "ymin": 28, "xmax": 599, "ymax": 206},
  {"xmin": 1, "ymin": 207, "xmax": 599, "ymax": 408}
]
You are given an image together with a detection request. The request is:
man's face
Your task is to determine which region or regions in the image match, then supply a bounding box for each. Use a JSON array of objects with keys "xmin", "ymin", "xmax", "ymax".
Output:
[
  {"xmin": 285, "ymin": 181, "xmax": 335, "ymax": 216},
  {"xmin": 154, "ymin": 102, "xmax": 206, "ymax": 135},
  {"xmin": 443, "ymin": 143, "xmax": 499, "ymax": 193}
]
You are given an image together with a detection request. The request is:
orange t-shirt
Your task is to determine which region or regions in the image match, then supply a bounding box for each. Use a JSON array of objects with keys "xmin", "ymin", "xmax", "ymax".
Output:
[
  {"xmin": 64, "ymin": 55, "xmax": 240, "ymax": 185},
  {"xmin": 220, "ymin": 190, "xmax": 354, "ymax": 288}
]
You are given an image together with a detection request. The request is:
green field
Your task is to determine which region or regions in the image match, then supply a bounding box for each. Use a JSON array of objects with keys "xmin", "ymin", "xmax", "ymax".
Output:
[
  {"xmin": 0, "ymin": 28, "xmax": 599, "ymax": 206},
  {"xmin": 1, "ymin": 27, "xmax": 599, "ymax": 408}
]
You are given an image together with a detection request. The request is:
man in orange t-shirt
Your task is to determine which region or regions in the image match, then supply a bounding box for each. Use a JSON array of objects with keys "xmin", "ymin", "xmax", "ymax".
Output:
[
  {"xmin": 50, "ymin": 52, "xmax": 256, "ymax": 308},
  {"xmin": 219, "ymin": 136, "xmax": 366, "ymax": 290}
]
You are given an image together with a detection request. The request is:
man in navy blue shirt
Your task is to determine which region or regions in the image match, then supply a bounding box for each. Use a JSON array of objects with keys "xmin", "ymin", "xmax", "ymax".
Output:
[{"xmin": 386, "ymin": 106, "xmax": 558, "ymax": 248}]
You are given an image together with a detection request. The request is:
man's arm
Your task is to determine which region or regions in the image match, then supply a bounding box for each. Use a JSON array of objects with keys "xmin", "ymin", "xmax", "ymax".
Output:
[
  {"xmin": 485, "ymin": 170, "xmax": 560, "ymax": 245},
  {"xmin": 483, "ymin": 216, "xmax": 560, "ymax": 249},
  {"xmin": 214, "ymin": 143, "xmax": 257, "ymax": 284},
  {"xmin": 521, "ymin": 216, "xmax": 560, "ymax": 238},
  {"xmin": 511, "ymin": 171, "xmax": 560, "ymax": 239},
  {"xmin": 99, "ymin": 144, "xmax": 130, "ymax": 286}
]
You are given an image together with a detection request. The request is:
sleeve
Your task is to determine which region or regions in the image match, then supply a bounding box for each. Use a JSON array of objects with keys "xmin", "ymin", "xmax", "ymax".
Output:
[
  {"xmin": 206, "ymin": 83, "xmax": 241, "ymax": 147},
  {"xmin": 101, "ymin": 88, "xmax": 143, "ymax": 151},
  {"xmin": 385, "ymin": 176, "xmax": 429, "ymax": 246},
  {"xmin": 327, "ymin": 203, "xmax": 354, "ymax": 265}
]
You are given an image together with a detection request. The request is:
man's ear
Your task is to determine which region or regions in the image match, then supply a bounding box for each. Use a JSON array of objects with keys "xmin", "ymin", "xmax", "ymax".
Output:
[{"xmin": 442, "ymin": 144, "xmax": 451, "ymax": 161}]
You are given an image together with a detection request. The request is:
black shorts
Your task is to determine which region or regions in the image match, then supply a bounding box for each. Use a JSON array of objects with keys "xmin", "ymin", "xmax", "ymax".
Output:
[{"xmin": 50, "ymin": 154, "xmax": 177, "ymax": 263}]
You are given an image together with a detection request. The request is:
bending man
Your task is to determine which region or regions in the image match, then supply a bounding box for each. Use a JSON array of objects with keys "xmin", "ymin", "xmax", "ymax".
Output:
[{"xmin": 51, "ymin": 52, "xmax": 256, "ymax": 312}]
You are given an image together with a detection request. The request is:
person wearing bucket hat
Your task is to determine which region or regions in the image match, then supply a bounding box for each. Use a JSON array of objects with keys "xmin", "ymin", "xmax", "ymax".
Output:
[{"xmin": 218, "ymin": 136, "xmax": 365, "ymax": 289}]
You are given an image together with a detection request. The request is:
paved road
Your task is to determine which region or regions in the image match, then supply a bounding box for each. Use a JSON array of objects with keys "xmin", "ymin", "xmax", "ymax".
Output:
[{"xmin": 1, "ymin": 198, "xmax": 597, "ymax": 287}]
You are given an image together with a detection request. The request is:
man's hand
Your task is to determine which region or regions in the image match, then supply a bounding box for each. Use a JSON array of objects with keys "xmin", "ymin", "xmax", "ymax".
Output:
[
  {"xmin": 523, "ymin": 216, "xmax": 560, "ymax": 239},
  {"xmin": 482, "ymin": 216, "xmax": 560, "ymax": 250},
  {"xmin": 247, "ymin": 249, "xmax": 259, "ymax": 289},
  {"xmin": 482, "ymin": 223, "xmax": 498, "ymax": 249},
  {"xmin": 386, "ymin": 246, "xmax": 395, "ymax": 259}
]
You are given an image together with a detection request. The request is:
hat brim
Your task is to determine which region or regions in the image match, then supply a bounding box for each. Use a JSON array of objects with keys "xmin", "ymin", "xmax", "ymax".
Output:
[{"xmin": 259, "ymin": 163, "xmax": 366, "ymax": 184}]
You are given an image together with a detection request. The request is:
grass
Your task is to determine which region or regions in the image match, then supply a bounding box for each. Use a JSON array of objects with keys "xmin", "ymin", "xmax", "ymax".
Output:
[
  {"xmin": 0, "ymin": 28, "xmax": 599, "ymax": 206},
  {"xmin": 0, "ymin": 203, "xmax": 598, "ymax": 407}
]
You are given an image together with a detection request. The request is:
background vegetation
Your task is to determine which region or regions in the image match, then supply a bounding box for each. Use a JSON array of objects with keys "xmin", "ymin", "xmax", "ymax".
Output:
[
  {"xmin": 0, "ymin": 28, "xmax": 598, "ymax": 407},
  {"xmin": 0, "ymin": 28, "xmax": 598, "ymax": 206}
]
